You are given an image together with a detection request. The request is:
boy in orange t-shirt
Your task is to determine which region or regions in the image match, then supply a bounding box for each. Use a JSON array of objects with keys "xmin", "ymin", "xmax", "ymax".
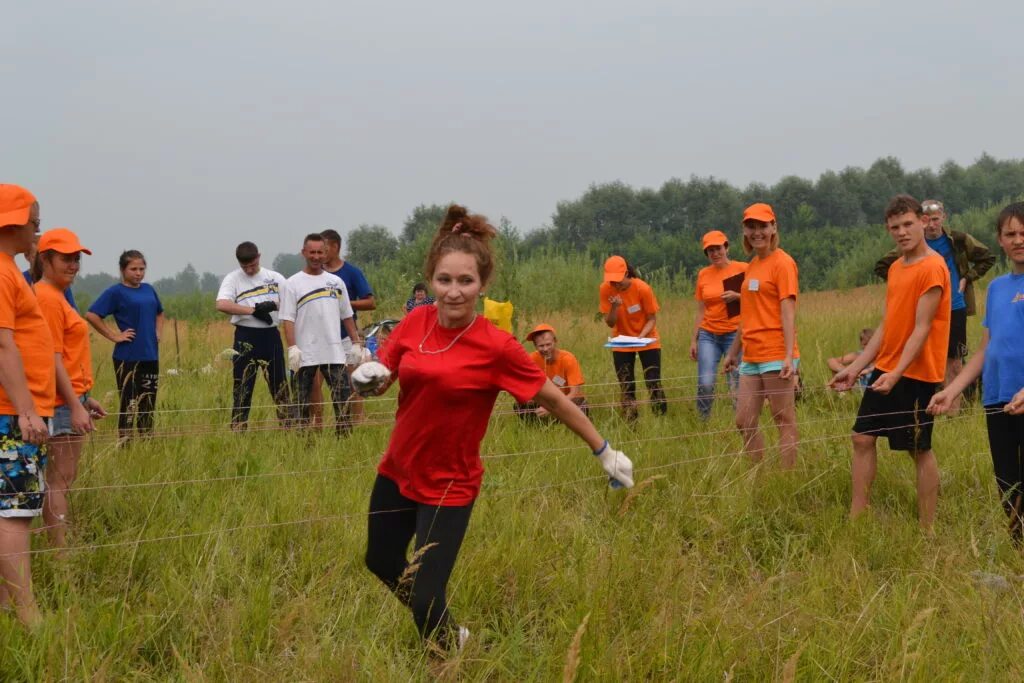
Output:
[
  {"xmin": 599, "ymin": 256, "xmax": 666, "ymax": 419},
  {"xmin": 0, "ymin": 185, "xmax": 56, "ymax": 628},
  {"xmin": 830, "ymin": 194, "xmax": 951, "ymax": 529},
  {"xmin": 514, "ymin": 324, "xmax": 588, "ymax": 419}
]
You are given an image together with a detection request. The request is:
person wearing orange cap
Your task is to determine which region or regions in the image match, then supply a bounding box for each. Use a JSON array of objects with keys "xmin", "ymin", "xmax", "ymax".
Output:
[
  {"xmin": 32, "ymin": 228, "xmax": 107, "ymax": 549},
  {"xmin": 690, "ymin": 230, "xmax": 747, "ymax": 420},
  {"xmin": 723, "ymin": 203, "xmax": 800, "ymax": 468},
  {"xmin": 0, "ymin": 184, "xmax": 56, "ymax": 627},
  {"xmin": 22, "ymin": 232, "xmax": 77, "ymax": 309},
  {"xmin": 599, "ymin": 255, "xmax": 666, "ymax": 419},
  {"xmin": 514, "ymin": 324, "xmax": 588, "ymax": 419}
]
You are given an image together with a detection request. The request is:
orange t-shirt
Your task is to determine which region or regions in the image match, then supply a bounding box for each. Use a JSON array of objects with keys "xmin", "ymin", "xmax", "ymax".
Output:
[
  {"xmin": 874, "ymin": 253, "xmax": 951, "ymax": 383},
  {"xmin": 36, "ymin": 280, "xmax": 94, "ymax": 404},
  {"xmin": 0, "ymin": 254, "xmax": 56, "ymax": 417},
  {"xmin": 695, "ymin": 260, "xmax": 748, "ymax": 335},
  {"xmin": 599, "ymin": 278, "xmax": 660, "ymax": 352},
  {"xmin": 529, "ymin": 349, "xmax": 585, "ymax": 396},
  {"xmin": 739, "ymin": 249, "xmax": 800, "ymax": 363}
]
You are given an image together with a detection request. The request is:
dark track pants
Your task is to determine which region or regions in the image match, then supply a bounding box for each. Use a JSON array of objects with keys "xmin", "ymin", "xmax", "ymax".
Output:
[
  {"xmin": 231, "ymin": 325, "xmax": 290, "ymax": 429},
  {"xmin": 295, "ymin": 364, "xmax": 351, "ymax": 434},
  {"xmin": 612, "ymin": 348, "xmax": 667, "ymax": 416},
  {"xmin": 113, "ymin": 359, "xmax": 159, "ymax": 439},
  {"xmin": 365, "ymin": 474, "xmax": 474, "ymax": 648},
  {"xmin": 986, "ymin": 406, "xmax": 1024, "ymax": 538}
]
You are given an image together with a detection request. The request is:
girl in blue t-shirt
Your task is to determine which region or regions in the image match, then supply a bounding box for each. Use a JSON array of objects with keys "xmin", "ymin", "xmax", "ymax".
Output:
[
  {"xmin": 85, "ymin": 250, "xmax": 164, "ymax": 444},
  {"xmin": 929, "ymin": 202, "xmax": 1024, "ymax": 539}
]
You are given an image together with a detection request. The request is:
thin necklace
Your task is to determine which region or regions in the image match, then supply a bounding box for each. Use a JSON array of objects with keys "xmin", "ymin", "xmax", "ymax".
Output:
[{"xmin": 419, "ymin": 314, "xmax": 478, "ymax": 354}]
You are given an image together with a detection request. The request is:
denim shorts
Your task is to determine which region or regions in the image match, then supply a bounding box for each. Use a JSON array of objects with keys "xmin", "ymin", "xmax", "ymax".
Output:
[
  {"xmin": 51, "ymin": 394, "xmax": 87, "ymax": 437},
  {"xmin": 739, "ymin": 358, "xmax": 801, "ymax": 376},
  {"xmin": 0, "ymin": 414, "xmax": 48, "ymax": 518}
]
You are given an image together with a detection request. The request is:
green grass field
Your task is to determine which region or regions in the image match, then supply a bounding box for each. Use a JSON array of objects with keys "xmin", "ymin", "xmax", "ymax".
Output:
[{"xmin": 3, "ymin": 283, "xmax": 1021, "ymax": 682}]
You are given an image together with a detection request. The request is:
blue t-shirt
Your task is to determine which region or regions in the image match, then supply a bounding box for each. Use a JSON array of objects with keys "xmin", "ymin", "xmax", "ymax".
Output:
[
  {"xmin": 927, "ymin": 234, "xmax": 965, "ymax": 311},
  {"xmin": 981, "ymin": 273, "xmax": 1024, "ymax": 406},
  {"xmin": 22, "ymin": 269, "xmax": 77, "ymax": 309},
  {"xmin": 329, "ymin": 261, "xmax": 373, "ymax": 340},
  {"xmin": 88, "ymin": 283, "xmax": 164, "ymax": 361}
]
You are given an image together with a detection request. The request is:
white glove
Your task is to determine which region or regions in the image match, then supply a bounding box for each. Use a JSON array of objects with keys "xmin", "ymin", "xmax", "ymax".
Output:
[
  {"xmin": 593, "ymin": 441, "xmax": 634, "ymax": 489},
  {"xmin": 287, "ymin": 345, "xmax": 303, "ymax": 373},
  {"xmin": 346, "ymin": 342, "xmax": 370, "ymax": 366},
  {"xmin": 351, "ymin": 361, "xmax": 391, "ymax": 396}
]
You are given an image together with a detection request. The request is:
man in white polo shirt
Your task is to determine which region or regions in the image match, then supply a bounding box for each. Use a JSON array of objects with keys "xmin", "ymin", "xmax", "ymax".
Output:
[
  {"xmin": 215, "ymin": 241, "xmax": 290, "ymax": 431},
  {"xmin": 278, "ymin": 233, "xmax": 361, "ymax": 435}
]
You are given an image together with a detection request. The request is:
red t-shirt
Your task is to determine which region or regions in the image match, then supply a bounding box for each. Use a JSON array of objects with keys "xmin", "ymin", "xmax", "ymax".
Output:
[{"xmin": 377, "ymin": 305, "xmax": 546, "ymax": 506}]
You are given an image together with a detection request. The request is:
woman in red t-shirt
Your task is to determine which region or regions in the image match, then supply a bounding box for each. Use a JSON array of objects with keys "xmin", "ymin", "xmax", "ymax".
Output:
[{"xmin": 351, "ymin": 205, "xmax": 635, "ymax": 652}]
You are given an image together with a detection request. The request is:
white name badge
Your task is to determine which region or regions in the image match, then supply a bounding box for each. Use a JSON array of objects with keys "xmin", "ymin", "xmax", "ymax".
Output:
[
  {"xmin": 627, "ymin": 303, "xmax": 642, "ymax": 314},
  {"xmin": 748, "ymin": 279, "xmax": 760, "ymax": 292},
  {"xmin": 552, "ymin": 375, "xmax": 567, "ymax": 387}
]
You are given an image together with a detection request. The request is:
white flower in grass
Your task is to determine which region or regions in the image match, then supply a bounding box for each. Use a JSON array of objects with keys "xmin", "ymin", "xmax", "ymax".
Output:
[
  {"xmin": 166, "ymin": 368, "xmax": 181, "ymax": 376},
  {"xmin": 200, "ymin": 364, "xmax": 214, "ymax": 375},
  {"xmin": 218, "ymin": 347, "xmax": 239, "ymax": 360}
]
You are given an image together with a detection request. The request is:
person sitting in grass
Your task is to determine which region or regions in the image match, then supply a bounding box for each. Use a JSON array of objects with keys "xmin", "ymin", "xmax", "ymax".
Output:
[
  {"xmin": 514, "ymin": 323, "xmax": 588, "ymax": 419},
  {"xmin": 827, "ymin": 327, "xmax": 875, "ymax": 388},
  {"xmin": 928, "ymin": 202, "xmax": 1024, "ymax": 540},
  {"xmin": 830, "ymin": 194, "xmax": 950, "ymax": 530}
]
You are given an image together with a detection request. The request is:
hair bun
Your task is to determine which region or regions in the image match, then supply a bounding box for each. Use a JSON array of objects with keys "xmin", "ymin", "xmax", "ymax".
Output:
[{"xmin": 437, "ymin": 204, "xmax": 496, "ymax": 241}]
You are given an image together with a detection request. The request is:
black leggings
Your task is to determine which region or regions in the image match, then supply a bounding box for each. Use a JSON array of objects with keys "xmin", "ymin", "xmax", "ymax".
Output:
[
  {"xmin": 365, "ymin": 474, "xmax": 474, "ymax": 647},
  {"xmin": 113, "ymin": 359, "xmax": 159, "ymax": 439},
  {"xmin": 986, "ymin": 406, "xmax": 1024, "ymax": 537},
  {"xmin": 612, "ymin": 348, "xmax": 667, "ymax": 416},
  {"xmin": 295, "ymin": 364, "xmax": 351, "ymax": 434},
  {"xmin": 231, "ymin": 326, "xmax": 290, "ymax": 428}
]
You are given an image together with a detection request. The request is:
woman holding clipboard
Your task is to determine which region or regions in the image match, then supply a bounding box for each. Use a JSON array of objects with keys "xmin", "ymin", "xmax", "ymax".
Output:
[
  {"xmin": 600, "ymin": 256, "xmax": 667, "ymax": 420},
  {"xmin": 723, "ymin": 204, "xmax": 801, "ymax": 468},
  {"xmin": 689, "ymin": 230, "xmax": 747, "ymax": 420}
]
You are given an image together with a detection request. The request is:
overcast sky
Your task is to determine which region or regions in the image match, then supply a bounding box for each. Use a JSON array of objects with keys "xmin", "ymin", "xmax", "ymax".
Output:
[{"xmin": 6, "ymin": 1, "xmax": 1023, "ymax": 277}]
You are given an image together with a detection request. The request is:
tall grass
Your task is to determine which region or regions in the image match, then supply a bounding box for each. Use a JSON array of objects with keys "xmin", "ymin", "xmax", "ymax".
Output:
[{"xmin": 3, "ymin": 281, "xmax": 1020, "ymax": 681}]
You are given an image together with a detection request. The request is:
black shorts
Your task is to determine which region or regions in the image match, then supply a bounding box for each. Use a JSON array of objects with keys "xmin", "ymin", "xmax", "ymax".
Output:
[
  {"xmin": 948, "ymin": 308, "xmax": 967, "ymax": 360},
  {"xmin": 852, "ymin": 369, "xmax": 939, "ymax": 452}
]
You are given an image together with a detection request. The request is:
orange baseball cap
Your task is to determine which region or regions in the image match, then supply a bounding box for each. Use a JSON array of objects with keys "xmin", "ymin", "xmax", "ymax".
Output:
[
  {"xmin": 742, "ymin": 203, "xmax": 776, "ymax": 223},
  {"xmin": 525, "ymin": 323, "xmax": 556, "ymax": 343},
  {"xmin": 0, "ymin": 184, "xmax": 37, "ymax": 229},
  {"xmin": 603, "ymin": 255, "xmax": 628, "ymax": 284},
  {"xmin": 701, "ymin": 230, "xmax": 728, "ymax": 250},
  {"xmin": 39, "ymin": 227, "xmax": 92, "ymax": 255}
]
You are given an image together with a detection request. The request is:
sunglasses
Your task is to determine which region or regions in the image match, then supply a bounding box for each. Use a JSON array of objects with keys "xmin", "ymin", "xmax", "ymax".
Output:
[{"xmin": 922, "ymin": 202, "xmax": 944, "ymax": 213}]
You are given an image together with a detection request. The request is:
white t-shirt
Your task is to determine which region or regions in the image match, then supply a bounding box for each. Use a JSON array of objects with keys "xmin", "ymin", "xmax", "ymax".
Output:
[
  {"xmin": 278, "ymin": 270, "xmax": 355, "ymax": 366},
  {"xmin": 216, "ymin": 267, "xmax": 286, "ymax": 328}
]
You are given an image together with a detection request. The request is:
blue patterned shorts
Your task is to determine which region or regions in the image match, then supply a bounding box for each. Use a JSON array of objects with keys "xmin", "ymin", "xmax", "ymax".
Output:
[{"xmin": 0, "ymin": 415, "xmax": 48, "ymax": 518}]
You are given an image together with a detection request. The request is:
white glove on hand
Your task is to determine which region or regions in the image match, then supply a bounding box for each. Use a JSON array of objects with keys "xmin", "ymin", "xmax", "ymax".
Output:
[
  {"xmin": 287, "ymin": 345, "xmax": 303, "ymax": 373},
  {"xmin": 351, "ymin": 361, "xmax": 391, "ymax": 396},
  {"xmin": 593, "ymin": 441, "xmax": 634, "ymax": 489},
  {"xmin": 346, "ymin": 342, "xmax": 370, "ymax": 366}
]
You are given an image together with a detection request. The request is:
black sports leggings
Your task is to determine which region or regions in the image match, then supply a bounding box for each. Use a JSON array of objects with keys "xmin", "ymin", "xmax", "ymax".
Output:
[
  {"xmin": 365, "ymin": 474, "xmax": 474, "ymax": 647},
  {"xmin": 113, "ymin": 359, "xmax": 159, "ymax": 438},
  {"xmin": 986, "ymin": 406, "xmax": 1024, "ymax": 537},
  {"xmin": 612, "ymin": 348, "xmax": 667, "ymax": 415}
]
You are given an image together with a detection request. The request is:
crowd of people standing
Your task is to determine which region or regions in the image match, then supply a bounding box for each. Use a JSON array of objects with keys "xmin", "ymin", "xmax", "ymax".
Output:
[{"xmin": 2, "ymin": 180, "xmax": 1023, "ymax": 659}]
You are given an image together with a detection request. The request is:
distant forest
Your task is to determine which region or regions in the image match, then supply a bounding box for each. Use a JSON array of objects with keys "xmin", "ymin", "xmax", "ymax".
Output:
[{"xmin": 72, "ymin": 153, "xmax": 1023, "ymax": 312}]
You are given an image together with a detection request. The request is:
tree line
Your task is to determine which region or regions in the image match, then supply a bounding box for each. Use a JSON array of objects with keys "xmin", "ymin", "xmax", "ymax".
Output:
[{"xmin": 71, "ymin": 153, "xmax": 1023, "ymax": 315}]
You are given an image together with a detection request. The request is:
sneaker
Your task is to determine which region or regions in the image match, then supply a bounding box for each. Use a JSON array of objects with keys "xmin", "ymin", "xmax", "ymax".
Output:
[{"xmin": 457, "ymin": 626, "xmax": 471, "ymax": 652}]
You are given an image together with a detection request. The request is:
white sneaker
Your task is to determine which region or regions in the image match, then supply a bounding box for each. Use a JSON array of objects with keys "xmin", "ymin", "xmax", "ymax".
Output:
[{"xmin": 457, "ymin": 626, "xmax": 471, "ymax": 652}]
